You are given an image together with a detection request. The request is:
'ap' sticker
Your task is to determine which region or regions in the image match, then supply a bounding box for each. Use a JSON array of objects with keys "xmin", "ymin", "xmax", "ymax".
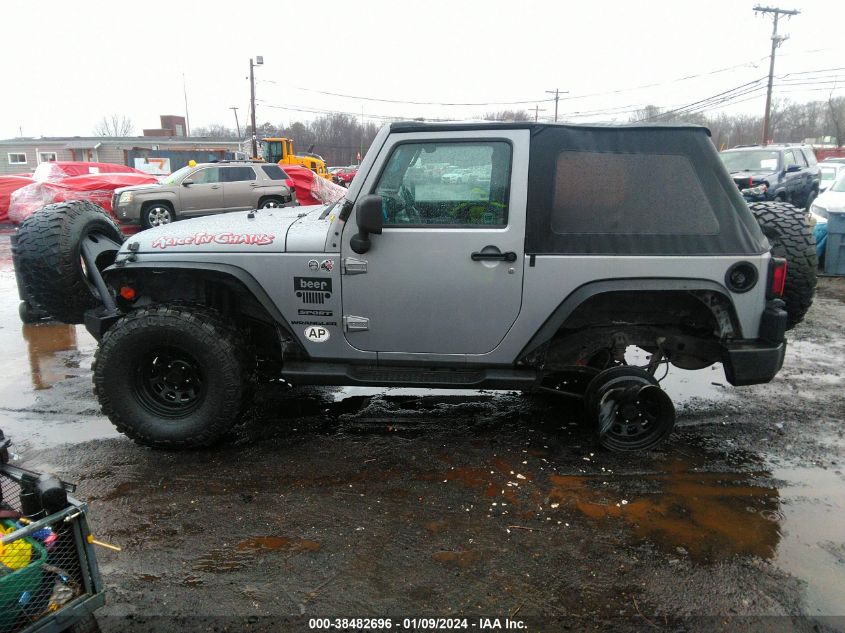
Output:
[
  {"xmin": 320, "ymin": 259, "xmax": 334, "ymax": 272},
  {"xmin": 304, "ymin": 326, "xmax": 330, "ymax": 343},
  {"xmin": 308, "ymin": 259, "xmax": 319, "ymax": 271}
]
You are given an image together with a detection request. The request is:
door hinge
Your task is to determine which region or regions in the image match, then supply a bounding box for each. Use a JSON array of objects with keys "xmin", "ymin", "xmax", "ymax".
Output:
[
  {"xmin": 343, "ymin": 315, "xmax": 369, "ymax": 332},
  {"xmin": 343, "ymin": 257, "xmax": 367, "ymax": 275}
]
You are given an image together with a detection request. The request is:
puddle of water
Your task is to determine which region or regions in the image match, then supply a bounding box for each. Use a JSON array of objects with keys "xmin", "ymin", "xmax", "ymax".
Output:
[
  {"xmin": 237, "ymin": 536, "xmax": 321, "ymax": 553},
  {"xmin": 193, "ymin": 536, "xmax": 321, "ymax": 573},
  {"xmin": 547, "ymin": 468, "xmax": 780, "ymax": 560},
  {"xmin": 431, "ymin": 549, "xmax": 481, "ymax": 569},
  {"xmin": 771, "ymin": 466, "xmax": 845, "ymax": 617}
]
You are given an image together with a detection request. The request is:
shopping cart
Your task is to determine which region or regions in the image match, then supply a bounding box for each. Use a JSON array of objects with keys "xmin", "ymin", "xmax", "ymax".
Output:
[{"xmin": 1, "ymin": 432, "xmax": 105, "ymax": 633}]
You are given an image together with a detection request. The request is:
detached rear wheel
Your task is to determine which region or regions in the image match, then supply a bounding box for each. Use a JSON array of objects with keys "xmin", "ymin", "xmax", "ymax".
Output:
[
  {"xmin": 93, "ymin": 305, "xmax": 251, "ymax": 449},
  {"xmin": 748, "ymin": 200, "xmax": 817, "ymax": 329}
]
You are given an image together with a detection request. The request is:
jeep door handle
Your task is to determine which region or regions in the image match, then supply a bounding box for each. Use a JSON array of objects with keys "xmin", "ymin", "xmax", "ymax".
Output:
[
  {"xmin": 471, "ymin": 251, "xmax": 517, "ymax": 262},
  {"xmin": 211, "ymin": 185, "xmax": 220, "ymax": 189}
]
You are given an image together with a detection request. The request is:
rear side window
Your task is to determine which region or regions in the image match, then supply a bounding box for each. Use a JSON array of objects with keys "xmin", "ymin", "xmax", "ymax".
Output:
[
  {"xmin": 550, "ymin": 152, "xmax": 719, "ymax": 235},
  {"xmin": 261, "ymin": 165, "xmax": 289, "ymax": 180},
  {"xmin": 802, "ymin": 148, "xmax": 817, "ymax": 166},
  {"xmin": 221, "ymin": 166, "xmax": 256, "ymax": 182}
]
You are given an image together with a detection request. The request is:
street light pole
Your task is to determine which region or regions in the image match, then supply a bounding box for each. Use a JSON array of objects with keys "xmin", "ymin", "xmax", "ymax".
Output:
[{"xmin": 249, "ymin": 56, "xmax": 263, "ymax": 158}]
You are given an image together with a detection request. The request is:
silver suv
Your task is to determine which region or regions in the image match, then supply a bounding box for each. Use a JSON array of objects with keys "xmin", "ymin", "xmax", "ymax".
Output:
[
  {"xmin": 112, "ymin": 162, "xmax": 295, "ymax": 228},
  {"xmin": 15, "ymin": 121, "xmax": 818, "ymax": 454}
]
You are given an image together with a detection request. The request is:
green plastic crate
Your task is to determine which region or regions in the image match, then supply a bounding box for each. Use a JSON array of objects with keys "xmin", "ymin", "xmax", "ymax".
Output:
[{"xmin": 0, "ymin": 520, "xmax": 48, "ymax": 632}]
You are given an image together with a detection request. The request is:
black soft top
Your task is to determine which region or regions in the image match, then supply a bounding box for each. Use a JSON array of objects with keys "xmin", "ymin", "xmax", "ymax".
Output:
[
  {"xmin": 390, "ymin": 120, "xmax": 767, "ymax": 257},
  {"xmin": 390, "ymin": 120, "xmax": 713, "ymax": 135}
]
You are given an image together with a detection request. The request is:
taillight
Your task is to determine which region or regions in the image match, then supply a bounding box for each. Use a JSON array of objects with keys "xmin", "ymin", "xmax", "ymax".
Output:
[
  {"xmin": 285, "ymin": 179, "xmax": 295, "ymax": 189},
  {"xmin": 768, "ymin": 257, "xmax": 787, "ymax": 298}
]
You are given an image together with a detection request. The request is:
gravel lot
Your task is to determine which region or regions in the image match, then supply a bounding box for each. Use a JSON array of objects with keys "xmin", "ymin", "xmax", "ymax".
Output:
[{"xmin": 1, "ymin": 231, "xmax": 843, "ymax": 632}]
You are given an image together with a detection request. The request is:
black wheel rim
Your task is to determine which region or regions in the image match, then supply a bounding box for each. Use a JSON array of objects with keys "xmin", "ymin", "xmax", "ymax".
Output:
[
  {"xmin": 605, "ymin": 391, "xmax": 660, "ymax": 441},
  {"xmin": 134, "ymin": 347, "xmax": 206, "ymax": 418}
]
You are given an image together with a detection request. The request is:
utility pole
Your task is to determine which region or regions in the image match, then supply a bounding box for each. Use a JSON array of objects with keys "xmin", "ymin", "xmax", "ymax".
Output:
[
  {"xmin": 544, "ymin": 88, "xmax": 569, "ymax": 122},
  {"xmin": 229, "ymin": 107, "xmax": 241, "ymax": 138},
  {"xmin": 533, "ymin": 105, "xmax": 547, "ymax": 122},
  {"xmin": 754, "ymin": 5, "xmax": 799, "ymax": 144},
  {"xmin": 249, "ymin": 56, "xmax": 263, "ymax": 158},
  {"xmin": 182, "ymin": 73, "xmax": 191, "ymax": 136}
]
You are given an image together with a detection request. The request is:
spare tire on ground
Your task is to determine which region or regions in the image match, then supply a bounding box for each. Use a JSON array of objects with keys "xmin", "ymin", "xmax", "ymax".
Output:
[
  {"xmin": 747, "ymin": 200, "xmax": 817, "ymax": 329},
  {"xmin": 15, "ymin": 200, "xmax": 124, "ymax": 325}
]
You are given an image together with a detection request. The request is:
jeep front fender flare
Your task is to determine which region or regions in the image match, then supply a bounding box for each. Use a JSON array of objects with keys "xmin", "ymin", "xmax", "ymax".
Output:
[{"xmin": 103, "ymin": 261, "xmax": 296, "ymax": 338}]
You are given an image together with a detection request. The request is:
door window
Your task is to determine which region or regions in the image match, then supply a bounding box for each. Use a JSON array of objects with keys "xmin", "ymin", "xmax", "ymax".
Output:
[
  {"xmin": 191, "ymin": 167, "xmax": 220, "ymax": 184},
  {"xmin": 221, "ymin": 166, "xmax": 256, "ymax": 182},
  {"xmin": 784, "ymin": 151, "xmax": 798, "ymax": 168},
  {"xmin": 373, "ymin": 141, "xmax": 511, "ymax": 227}
]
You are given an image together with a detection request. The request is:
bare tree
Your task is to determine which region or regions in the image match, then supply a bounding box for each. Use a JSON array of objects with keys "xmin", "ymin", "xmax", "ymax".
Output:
[
  {"xmin": 94, "ymin": 115, "xmax": 134, "ymax": 136},
  {"xmin": 482, "ymin": 110, "xmax": 532, "ymax": 122},
  {"xmin": 190, "ymin": 123, "xmax": 239, "ymax": 139}
]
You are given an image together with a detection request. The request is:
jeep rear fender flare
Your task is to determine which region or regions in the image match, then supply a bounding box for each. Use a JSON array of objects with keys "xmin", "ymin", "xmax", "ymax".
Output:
[
  {"xmin": 103, "ymin": 261, "xmax": 298, "ymax": 343},
  {"xmin": 516, "ymin": 278, "xmax": 739, "ymax": 362}
]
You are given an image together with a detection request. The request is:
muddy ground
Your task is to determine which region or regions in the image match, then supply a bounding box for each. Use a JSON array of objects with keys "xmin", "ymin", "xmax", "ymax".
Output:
[{"xmin": 1, "ymin": 231, "xmax": 844, "ymax": 632}]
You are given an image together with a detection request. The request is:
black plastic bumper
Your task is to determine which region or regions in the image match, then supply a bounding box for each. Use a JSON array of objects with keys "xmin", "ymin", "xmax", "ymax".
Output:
[
  {"xmin": 721, "ymin": 340, "xmax": 786, "ymax": 386},
  {"xmin": 721, "ymin": 299, "xmax": 787, "ymax": 386}
]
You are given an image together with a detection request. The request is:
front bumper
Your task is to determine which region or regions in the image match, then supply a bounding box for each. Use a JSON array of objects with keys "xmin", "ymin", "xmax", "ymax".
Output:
[{"xmin": 112, "ymin": 197, "xmax": 143, "ymax": 224}]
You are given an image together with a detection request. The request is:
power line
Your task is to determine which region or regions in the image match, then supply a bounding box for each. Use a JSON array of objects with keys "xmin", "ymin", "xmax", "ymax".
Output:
[{"xmin": 258, "ymin": 81, "xmax": 555, "ymax": 107}]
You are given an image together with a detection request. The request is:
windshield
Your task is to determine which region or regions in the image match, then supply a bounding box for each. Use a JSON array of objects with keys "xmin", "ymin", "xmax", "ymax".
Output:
[
  {"xmin": 160, "ymin": 166, "xmax": 194, "ymax": 185},
  {"xmin": 720, "ymin": 150, "xmax": 780, "ymax": 172},
  {"xmin": 832, "ymin": 170, "xmax": 845, "ymax": 193}
]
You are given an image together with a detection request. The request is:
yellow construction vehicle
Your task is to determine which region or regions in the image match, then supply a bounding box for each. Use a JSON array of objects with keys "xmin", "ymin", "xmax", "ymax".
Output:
[{"xmin": 260, "ymin": 138, "xmax": 332, "ymax": 180}]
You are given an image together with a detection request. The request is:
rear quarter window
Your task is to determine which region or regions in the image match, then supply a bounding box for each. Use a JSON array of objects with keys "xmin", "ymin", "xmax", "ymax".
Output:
[
  {"xmin": 261, "ymin": 165, "xmax": 289, "ymax": 180},
  {"xmin": 550, "ymin": 151, "xmax": 720, "ymax": 235}
]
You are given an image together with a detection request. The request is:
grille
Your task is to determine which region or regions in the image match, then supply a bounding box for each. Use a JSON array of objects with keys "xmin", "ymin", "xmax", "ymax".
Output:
[{"xmin": 300, "ymin": 291, "xmax": 326, "ymax": 304}]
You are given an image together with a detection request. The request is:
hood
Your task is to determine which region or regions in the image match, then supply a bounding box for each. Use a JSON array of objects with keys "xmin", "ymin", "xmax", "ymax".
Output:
[
  {"xmin": 115, "ymin": 183, "xmax": 165, "ymax": 195},
  {"xmin": 122, "ymin": 206, "xmax": 322, "ymax": 254},
  {"xmin": 730, "ymin": 170, "xmax": 774, "ymax": 188},
  {"xmin": 814, "ymin": 190, "xmax": 845, "ymax": 218}
]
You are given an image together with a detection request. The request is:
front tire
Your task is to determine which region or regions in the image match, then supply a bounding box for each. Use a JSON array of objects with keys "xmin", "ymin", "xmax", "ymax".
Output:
[
  {"xmin": 93, "ymin": 305, "xmax": 251, "ymax": 449},
  {"xmin": 258, "ymin": 197, "xmax": 284, "ymax": 209},
  {"xmin": 142, "ymin": 203, "xmax": 174, "ymax": 228},
  {"xmin": 747, "ymin": 200, "xmax": 817, "ymax": 329}
]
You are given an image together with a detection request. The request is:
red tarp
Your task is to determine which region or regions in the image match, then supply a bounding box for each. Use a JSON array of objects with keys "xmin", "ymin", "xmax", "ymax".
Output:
[
  {"xmin": 281, "ymin": 164, "xmax": 347, "ymax": 206},
  {"xmin": 33, "ymin": 161, "xmax": 144, "ymax": 181},
  {"xmin": 0, "ymin": 176, "xmax": 35, "ymax": 223},
  {"xmin": 8, "ymin": 173, "xmax": 158, "ymax": 224}
]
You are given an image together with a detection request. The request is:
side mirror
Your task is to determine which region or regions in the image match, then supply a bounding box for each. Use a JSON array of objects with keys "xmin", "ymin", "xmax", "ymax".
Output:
[
  {"xmin": 350, "ymin": 195, "xmax": 383, "ymax": 254},
  {"xmin": 182, "ymin": 178, "xmax": 194, "ymax": 186},
  {"xmin": 785, "ymin": 164, "xmax": 801, "ymax": 173}
]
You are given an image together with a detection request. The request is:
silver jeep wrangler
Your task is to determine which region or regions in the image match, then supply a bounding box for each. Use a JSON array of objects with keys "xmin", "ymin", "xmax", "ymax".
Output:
[{"xmin": 13, "ymin": 121, "xmax": 816, "ymax": 452}]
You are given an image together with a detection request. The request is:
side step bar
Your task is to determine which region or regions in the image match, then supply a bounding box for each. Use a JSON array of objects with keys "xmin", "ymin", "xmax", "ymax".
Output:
[{"xmin": 282, "ymin": 362, "xmax": 540, "ymax": 390}]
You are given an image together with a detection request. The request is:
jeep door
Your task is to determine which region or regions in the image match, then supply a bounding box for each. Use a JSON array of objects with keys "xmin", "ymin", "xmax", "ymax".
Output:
[
  {"xmin": 180, "ymin": 167, "xmax": 224, "ymax": 215},
  {"xmin": 220, "ymin": 165, "xmax": 260, "ymax": 211},
  {"xmin": 340, "ymin": 130, "xmax": 528, "ymax": 355}
]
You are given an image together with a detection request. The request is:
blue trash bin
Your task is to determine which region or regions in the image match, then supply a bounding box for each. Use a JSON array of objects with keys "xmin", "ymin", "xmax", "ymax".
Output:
[{"xmin": 824, "ymin": 211, "xmax": 845, "ymax": 276}]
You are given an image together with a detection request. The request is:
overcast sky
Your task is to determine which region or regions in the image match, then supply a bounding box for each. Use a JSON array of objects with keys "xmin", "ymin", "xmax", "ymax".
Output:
[{"xmin": 1, "ymin": 0, "xmax": 843, "ymax": 139}]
